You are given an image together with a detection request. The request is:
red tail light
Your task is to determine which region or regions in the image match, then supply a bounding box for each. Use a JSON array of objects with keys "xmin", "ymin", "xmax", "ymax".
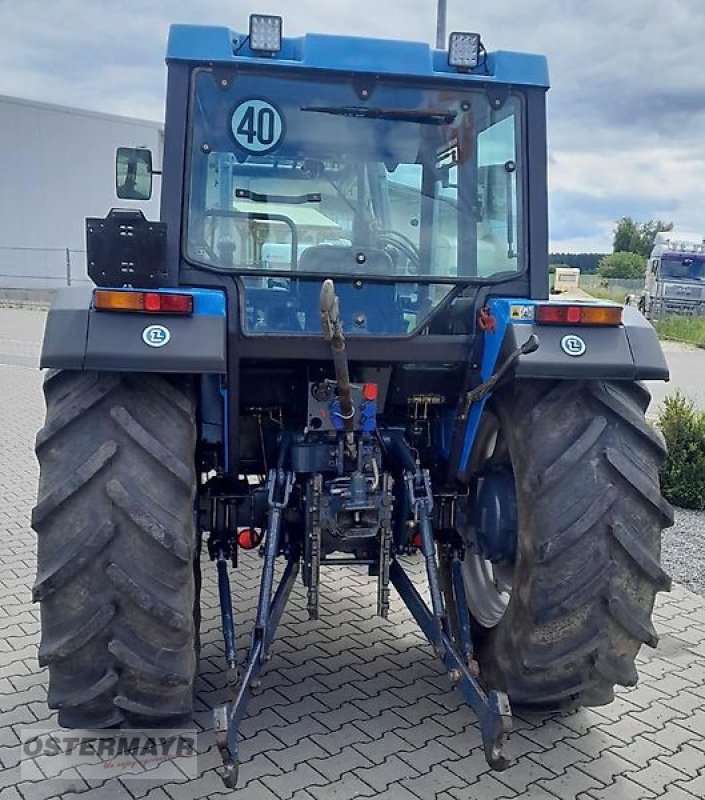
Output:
[
  {"xmin": 94, "ymin": 290, "xmax": 193, "ymax": 315},
  {"xmin": 536, "ymin": 304, "xmax": 622, "ymax": 326}
]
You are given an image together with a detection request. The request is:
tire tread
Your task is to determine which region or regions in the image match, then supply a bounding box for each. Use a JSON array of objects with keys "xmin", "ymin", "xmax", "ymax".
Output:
[
  {"xmin": 33, "ymin": 371, "xmax": 197, "ymax": 728},
  {"xmin": 476, "ymin": 379, "xmax": 672, "ymax": 708}
]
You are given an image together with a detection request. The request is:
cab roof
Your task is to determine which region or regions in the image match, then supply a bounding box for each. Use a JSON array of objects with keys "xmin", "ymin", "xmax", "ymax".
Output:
[{"xmin": 166, "ymin": 25, "xmax": 550, "ymax": 89}]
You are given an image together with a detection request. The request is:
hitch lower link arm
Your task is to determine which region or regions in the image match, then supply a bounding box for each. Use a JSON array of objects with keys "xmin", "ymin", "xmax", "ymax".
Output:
[
  {"xmin": 395, "ymin": 459, "xmax": 512, "ymax": 771},
  {"xmin": 389, "ymin": 560, "xmax": 512, "ymax": 770},
  {"xmin": 214, "ymin": 468, "xmax": 298, "ymax": 789}
]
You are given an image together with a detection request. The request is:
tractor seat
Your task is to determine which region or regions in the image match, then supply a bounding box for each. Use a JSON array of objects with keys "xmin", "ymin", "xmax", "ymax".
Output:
[
  {"xmin": 294, "ymin": 248, "xmax": 401, "ymax": 335},
  {"xmin": 296, "ymin": 245, "xmax": 402, "ymax": 333}
]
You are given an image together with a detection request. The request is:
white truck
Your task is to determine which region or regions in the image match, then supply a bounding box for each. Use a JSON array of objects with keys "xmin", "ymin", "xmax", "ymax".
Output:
[{"xmin": 639, "ymin": 231, "xmax": 705, "ymax": 319}]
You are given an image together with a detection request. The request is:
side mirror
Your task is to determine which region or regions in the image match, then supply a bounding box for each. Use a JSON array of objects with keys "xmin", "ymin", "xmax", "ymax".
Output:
[{"xmin": 116, "ymin": 147, "xmax": 153, "ymax": 200}]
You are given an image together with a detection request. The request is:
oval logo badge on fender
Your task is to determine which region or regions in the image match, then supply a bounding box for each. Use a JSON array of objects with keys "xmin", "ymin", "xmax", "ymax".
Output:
[
  {"xmin": 561, "ymin": 334, "xmax": 586, "ymax": 357},
  {"xmin": 142, "ymin": 324, "xmax": 171, "ymax": 348}
]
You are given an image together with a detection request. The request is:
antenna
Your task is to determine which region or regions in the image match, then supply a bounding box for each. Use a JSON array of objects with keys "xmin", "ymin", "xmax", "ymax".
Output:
[{"xmin": 436, "ymin": 0, "xmax": 447, "ymax": 49}]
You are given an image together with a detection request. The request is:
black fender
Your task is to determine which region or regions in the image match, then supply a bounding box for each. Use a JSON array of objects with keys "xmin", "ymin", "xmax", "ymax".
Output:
[
  {"xmin": 500, "ymin": 304, "xmax": 669, "ymax": 381},
  {"xmin": 40, "ymin": 286, "xmax": 227, "ymax": 374}
]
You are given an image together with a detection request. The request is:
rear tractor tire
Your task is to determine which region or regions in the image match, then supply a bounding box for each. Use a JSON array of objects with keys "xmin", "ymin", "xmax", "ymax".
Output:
[
  {"xmin": 32, "ymin": 370, "xmax": 198, "ymax": 728},
  {"xmin": 466, "ymin": 380, "xmax": 673, "ymax": 709}
]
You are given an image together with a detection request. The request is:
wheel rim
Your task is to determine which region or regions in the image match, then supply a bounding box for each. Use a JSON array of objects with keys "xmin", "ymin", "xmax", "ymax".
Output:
[
  {"xmin": 461, "ymin": 555, "xmax": 512, "ymax": 628},
  {"xmin": 460, "ymin": 412, "xmax": 515, "ymax": 629}
]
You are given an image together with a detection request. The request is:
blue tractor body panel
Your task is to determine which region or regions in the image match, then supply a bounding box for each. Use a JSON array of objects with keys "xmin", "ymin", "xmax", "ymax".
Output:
[{"xmin": 166, "ymin": 25, "xmax": 550, "ymax": 88}]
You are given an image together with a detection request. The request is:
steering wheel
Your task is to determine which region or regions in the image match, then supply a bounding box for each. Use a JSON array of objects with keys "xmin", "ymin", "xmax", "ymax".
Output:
[{"xmin": 377, "ymin": 230, "xmax": 420, "ymax": 272}]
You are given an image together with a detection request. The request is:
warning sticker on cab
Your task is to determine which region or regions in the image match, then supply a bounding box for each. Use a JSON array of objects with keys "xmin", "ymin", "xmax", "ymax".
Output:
[
  {"xmin": 231, "ymin": 98, "xmax": 284, "ymax": 155},
  {"xmin": 510, "ymin": 305, "xmax": 535, "ymax": 321}
]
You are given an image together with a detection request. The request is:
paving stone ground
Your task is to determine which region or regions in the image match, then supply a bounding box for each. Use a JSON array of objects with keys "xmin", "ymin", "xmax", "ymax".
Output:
[{"xmin": 1, "ymin": 317, "xmax": 705, "ymax": 799}]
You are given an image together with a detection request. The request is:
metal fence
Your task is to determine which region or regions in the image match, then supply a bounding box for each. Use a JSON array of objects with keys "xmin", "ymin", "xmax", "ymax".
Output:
[
  {"xmin": 579, "ymin": 275, "xmax": 643, "ymax": 295},
  {"xmin": 0, "ymin": 246, "xmax": 91, "ymax": 290}
]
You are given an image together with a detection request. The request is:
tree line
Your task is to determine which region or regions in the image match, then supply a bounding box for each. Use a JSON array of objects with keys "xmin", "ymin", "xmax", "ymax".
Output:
[{"xmin": 549, "ymin": 253, "xmax": 604, "ymax": 273}]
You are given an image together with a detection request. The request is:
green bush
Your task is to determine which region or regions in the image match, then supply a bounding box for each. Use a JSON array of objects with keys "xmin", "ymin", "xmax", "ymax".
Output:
[
  {"xmin": 658, "ymin": 391, "xmax": 705, "ymax": 510},
  {"xmin": 597, "ymin": 251, "xmax": 646, "ymax": 279}
]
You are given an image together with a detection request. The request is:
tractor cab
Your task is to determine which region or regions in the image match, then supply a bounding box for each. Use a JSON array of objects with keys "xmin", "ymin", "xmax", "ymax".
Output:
[{"xmin": 117, "ymin": 16, "xmax": 550, "ymax": 335}]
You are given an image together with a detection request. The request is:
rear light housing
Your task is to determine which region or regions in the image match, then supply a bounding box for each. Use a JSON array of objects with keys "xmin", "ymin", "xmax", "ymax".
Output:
[
  {"xmin": 94, "ymin": 290, "xmax": 193, "ymax": 315},
  {"xmin": 535, "ymin": 303, "xmax": 622, "ymax": 326}
]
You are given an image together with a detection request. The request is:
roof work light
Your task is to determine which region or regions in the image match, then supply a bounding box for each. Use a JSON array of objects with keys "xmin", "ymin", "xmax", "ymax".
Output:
[
  {"xmin": 448, "ymin": 32, "xmax": 481, "ymax": 69},
  {"xmin": 249, "ymin": 14, "xmax": 283, "ymax": 53}
]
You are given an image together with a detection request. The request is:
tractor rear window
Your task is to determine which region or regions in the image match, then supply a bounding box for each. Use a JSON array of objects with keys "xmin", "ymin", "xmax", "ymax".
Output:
[{"xmin": 185, "ymin": 68, "xmax": 525, "ymax": 287}]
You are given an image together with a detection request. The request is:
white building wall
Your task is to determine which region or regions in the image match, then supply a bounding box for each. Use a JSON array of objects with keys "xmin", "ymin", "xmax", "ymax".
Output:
[{"xmin": 0, "ymin": 95, "xmax": 163, "ymax": 288}]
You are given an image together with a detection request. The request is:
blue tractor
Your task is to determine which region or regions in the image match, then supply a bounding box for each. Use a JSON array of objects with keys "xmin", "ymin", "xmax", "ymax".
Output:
[{"xmin": 33, "ymin": 13, "xmax": 673, "ymax": 788}]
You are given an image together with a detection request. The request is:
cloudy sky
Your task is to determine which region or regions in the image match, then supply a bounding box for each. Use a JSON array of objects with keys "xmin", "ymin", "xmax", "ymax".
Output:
[{"xmin": 1, "ymin": 0, "xmax": 703, "ymax": 252}]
